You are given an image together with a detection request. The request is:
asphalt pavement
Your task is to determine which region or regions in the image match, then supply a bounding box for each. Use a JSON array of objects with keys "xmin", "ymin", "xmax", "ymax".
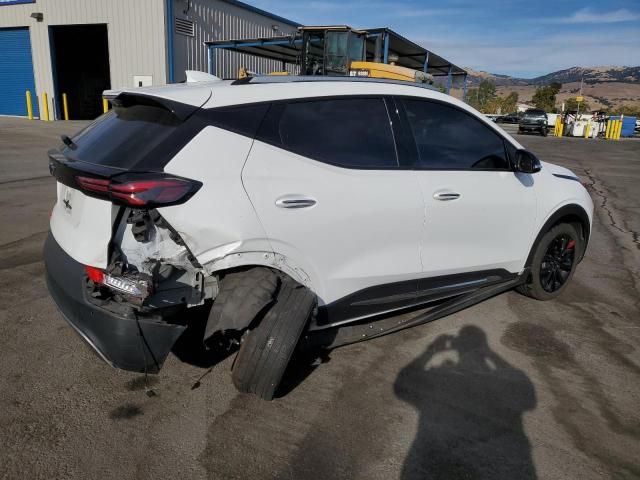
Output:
[{"xmin": 0, "ymin": 117, "xmax": 638, "ymax": 480}]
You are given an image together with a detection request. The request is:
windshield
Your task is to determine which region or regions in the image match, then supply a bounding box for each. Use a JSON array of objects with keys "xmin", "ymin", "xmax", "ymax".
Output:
[{"xmin": 325, "ymin": 31, "xmax": 349, "ymax": 74}]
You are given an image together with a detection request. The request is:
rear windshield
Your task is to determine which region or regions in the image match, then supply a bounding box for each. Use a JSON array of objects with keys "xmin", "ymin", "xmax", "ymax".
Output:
[{"xmin": 63, "ymin": 103, "xmax": 182, "ymax": 170}]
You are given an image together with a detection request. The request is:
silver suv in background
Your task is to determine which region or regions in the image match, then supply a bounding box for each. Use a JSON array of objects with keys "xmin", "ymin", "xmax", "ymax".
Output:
[{"xmin": 518, "ymin": 108, "xmax": 548, "ymax": 136}]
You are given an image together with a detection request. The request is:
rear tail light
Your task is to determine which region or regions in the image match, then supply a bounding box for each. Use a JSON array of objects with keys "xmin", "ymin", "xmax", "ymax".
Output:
[
  {"xmin": 85, "ymin": 265, "xmax": 104, "ymax": 283},
  {"xmin": 84, "ymin": 264, "xmax": 152, "ymax": 305},
  {"xmin": 76, "ymin": 173, "xmax": 201, "ymax": 208}
]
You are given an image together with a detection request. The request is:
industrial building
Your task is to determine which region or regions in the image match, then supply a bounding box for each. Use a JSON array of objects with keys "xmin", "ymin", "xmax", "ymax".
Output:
[{"xmin": 0, "ymin": 0, "xmax": 298, "ymax": 119}]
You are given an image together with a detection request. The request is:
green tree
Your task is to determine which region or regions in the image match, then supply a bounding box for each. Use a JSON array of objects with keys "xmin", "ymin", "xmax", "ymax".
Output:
[
  {"xmin": 613, "ymin": 105, "xmax": 640, "ymax": 116},
  {"xmin": 565, "ymin": 97, "xmax": 591, "ymax": 112},
  {"xmin": 467, "ymin": 80, "xmax": 497, "ymax": 112},
  {"xmin": 499, "ymin": 91, "xmax": 519, "ymax": 114},
  {"xmin": 532, "ymin": 83, "xmax": 562, "ymax": 112}
]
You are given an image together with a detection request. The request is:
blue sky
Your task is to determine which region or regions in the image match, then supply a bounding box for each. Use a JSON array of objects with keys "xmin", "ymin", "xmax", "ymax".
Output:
[{"xmin": 247, "ymin": 0, "xmax": 640, "ymax": 78}]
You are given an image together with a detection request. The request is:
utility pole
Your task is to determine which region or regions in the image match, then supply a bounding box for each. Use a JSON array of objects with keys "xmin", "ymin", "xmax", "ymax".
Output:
[{"xmin": 576, "ymin": 76, "xmax": 583, "ymax": 117}]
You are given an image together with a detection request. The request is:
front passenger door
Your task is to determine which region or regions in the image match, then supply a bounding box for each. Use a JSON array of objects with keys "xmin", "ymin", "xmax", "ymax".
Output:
[{"xmin": 398, "ymin": 97, "xmax": 537, "ymax": 277}]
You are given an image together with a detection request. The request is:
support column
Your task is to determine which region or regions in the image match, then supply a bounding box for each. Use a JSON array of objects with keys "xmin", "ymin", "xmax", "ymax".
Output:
[
  {"xmin": 463, "ymin": 74, "xmax": 468, "ymax": 102},
  {"xmin": 207, "ymin": 46, "xmax": 216, "ymax": 76},
  {"xmin": 383, "ymin": 32, "xmax": 389, "ymax": 64},
  {"xmin": 446, "ymin": 65, "xmax": 452, "ymax": 94}
]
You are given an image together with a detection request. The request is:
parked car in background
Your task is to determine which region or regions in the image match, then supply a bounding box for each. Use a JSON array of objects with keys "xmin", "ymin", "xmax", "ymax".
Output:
[
  {"xmin": 496, "ymin": 112, "xmax": 521, "ymax": 124},
  {"xmin": 519, "ymin": 108, "xmax": 548, "ymax": 136},
  {"xmin": 44, "ymin": 76, "xmax": 593, "ymax": 400}
]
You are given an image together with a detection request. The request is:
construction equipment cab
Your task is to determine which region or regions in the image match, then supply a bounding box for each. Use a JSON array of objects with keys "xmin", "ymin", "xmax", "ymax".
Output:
[{"xmin": 302, "ymin": 26, "xmax": 432, "ymax": 83}]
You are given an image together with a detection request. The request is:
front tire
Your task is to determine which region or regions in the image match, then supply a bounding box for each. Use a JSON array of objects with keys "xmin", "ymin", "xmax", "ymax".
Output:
[
  {"xmin": 231, "ymin": 276, "xmax": 316, "ymax": 400},
  {"xmin": 517, "ymin": 223, "xmax": 581, "ymax": 300}
]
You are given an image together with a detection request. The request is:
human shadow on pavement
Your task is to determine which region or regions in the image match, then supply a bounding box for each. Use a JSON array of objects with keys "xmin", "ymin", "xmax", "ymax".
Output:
[{"xmin": 394, "ymin": 325, "xmax": 537, "ymax": 480}]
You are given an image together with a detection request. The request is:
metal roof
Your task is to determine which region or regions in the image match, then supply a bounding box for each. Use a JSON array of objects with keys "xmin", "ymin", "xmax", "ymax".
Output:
[
  {"xmin": 365, "ymin": 28, "xmax": 466, "ymax": 76},
  {"xmin": 206, "ymin": 26, "xmax": 467, "ymax": 77},
  {"xmin": 219, "ymin": 0, "xmax": 301, "ymax": 27}
]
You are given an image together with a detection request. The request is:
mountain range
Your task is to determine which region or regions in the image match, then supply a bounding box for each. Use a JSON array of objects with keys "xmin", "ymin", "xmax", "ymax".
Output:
[{"xmin": 456, "ymin": 66, "xmax": 640, "ymax": 110}]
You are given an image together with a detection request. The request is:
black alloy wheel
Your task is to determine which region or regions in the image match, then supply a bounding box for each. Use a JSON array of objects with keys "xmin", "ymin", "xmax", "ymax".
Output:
[
  {"xmin": 540, "ymin": 234, "xmax": 576, "ymax": 292},
  {"xmin": 517, "ymin": 222, "xmax": 582, "ymax": 300}
]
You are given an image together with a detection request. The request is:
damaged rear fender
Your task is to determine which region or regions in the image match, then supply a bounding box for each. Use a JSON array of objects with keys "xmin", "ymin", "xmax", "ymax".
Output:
[{"xmin": 205, "ymin": 251, "xmax": 313, "ymax": 290}]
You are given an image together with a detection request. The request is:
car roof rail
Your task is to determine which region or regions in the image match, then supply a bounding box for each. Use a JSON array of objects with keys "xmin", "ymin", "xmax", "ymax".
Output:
[{"xmin": 230, "ymin": 75, "xmax": 438, "ymax": 91}]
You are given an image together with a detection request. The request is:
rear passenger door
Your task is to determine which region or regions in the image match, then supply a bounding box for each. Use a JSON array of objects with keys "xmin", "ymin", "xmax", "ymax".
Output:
[
  {"xmin": 397, "ymin": 97, "xmax": 537, "ymax": 277},
  {"xmin": 242, "ymin": 96, "xmax": 424, "ymax": 308}
]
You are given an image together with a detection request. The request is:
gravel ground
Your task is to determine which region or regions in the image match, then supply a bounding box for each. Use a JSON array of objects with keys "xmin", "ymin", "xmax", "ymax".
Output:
[{"xmin": 0, "ymin": 117, "xmax": 638, "ymax": 480}]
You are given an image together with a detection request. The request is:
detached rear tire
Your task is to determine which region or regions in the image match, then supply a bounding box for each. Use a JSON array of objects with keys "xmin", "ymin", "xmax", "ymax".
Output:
[
  {"xmin": 231, "ymin": 276, "xmax": 316, "ymax": 400},
  {"xmin": 517, "ymin": 223, "xmax": 582, "ymax": 301}
]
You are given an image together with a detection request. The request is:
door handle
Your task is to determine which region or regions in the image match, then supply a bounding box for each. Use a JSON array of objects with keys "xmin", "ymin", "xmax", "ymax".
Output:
[
  {"xmin": 275, "ymin": 195, "xmax": 317, "ymax": 209},
  {"xmin": 433, "ymin": 191, "xmax": 461, "ymax": 201}
]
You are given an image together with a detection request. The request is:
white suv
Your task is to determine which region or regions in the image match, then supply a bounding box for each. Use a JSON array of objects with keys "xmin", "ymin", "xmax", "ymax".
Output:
[{"xmin": 45, "ymin": 76, "xmax": 593, "ymax": 399}]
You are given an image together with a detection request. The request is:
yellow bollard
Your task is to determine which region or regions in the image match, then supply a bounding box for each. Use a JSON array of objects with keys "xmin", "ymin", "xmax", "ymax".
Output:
[
  {"xmin": 615, "ymin": 120, "xmax": 623, "ymax": 140},
  {"xmin": 605, "ymin": 120, "xmax": 611, "ymax": 139},
  {"xmin": 25, "ymin": 90, "xmax": 34, "ymax": 120},
  {"xmin": 42, "ymin": 92, "xmax": 50, "ymax": 121},
  {"xmin": 558, "ymin": 122, "xmax": 564, "ymax": 137},
  {"xmin": 62, "ymin": 93, "xmax": 69, "ymax": 121},
  {"xmin": 584, "ymin": 121, "xmax": 591, "ymax": 139},
  {"xmin": 102, "ymin": 98, "xmax": 109, "ymax": 114}
]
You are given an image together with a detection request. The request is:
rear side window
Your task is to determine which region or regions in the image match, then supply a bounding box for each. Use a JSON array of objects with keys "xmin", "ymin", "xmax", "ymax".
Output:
[
  {"xmin": 402, "ymin": 99, "xmax": 509, "ymax": 170},
  {"xmin": 64, "ymin": 103, "xmax": 182, "ymax": 170},
  {"xmin": 274, "ymin": 98, "xmax": 398, "ymax": 169}
]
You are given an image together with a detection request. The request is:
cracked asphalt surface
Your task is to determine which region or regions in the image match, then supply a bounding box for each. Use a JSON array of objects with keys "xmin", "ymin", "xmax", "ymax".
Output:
[{"xmin": 0, "ymin": 117, "xmax": 638, "ymax": 479}]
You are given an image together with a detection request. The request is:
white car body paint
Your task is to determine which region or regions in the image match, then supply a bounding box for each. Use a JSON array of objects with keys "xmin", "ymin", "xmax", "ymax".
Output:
[
  {"xmin": 243, "ymin": 140, "xmax": 425, "ymax": 306},
  {"xmin": 159, "ymin": 126, "xmax": 273, "ymax": 267},
  {"xmin": 414, "ymin": 169, "xmax": 537, "ymax": 276},
  {"xmin": 50, "ymin": 182, "xmax": 115, "ymax": 268},
  {"xmin": 50, "ymin": 78, "xmax": 593, "ymax": 312}
]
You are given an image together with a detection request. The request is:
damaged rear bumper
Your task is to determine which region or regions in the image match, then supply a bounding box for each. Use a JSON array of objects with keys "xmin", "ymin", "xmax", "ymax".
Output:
[{"xmin": 44, "ymin": 233, "xmax": 186, "ymax": 373}]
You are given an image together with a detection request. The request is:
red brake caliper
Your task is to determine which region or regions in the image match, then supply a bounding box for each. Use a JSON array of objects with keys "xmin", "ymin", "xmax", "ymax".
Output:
[{"xmin": 567, "ymin": 239, "xmax": 576, "ymax": 250}]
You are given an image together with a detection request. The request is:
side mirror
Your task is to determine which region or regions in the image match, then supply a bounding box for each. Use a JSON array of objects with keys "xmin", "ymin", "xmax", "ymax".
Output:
[{"xmin": 514, "ymin": 149, "xmax": 542, "ymax": 174}]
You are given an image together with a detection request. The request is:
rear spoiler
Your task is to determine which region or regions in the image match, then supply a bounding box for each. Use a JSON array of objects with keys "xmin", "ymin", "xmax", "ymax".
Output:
[{"xmin": 102, "ymin": 92, "xmax": 203, "ymax": 121}]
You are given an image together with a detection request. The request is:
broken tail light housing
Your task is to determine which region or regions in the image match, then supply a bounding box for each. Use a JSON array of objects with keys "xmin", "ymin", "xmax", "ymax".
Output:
[
  {"xmin": 85, "ymin": 265, "xmax": 104, "ymax": 283},
  {"xmin": 84, "ymin": 265, "xmax": 152, "ymax": 306},
  {"xmin": 76, "ymin": 173, "xmax": 201, "ymax": 208}
]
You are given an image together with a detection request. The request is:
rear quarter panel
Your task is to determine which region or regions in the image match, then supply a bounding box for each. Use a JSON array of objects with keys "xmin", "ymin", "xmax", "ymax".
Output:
[{"xmin": 159, "ymin": 126, "xmax": 272, "ymax": 268}]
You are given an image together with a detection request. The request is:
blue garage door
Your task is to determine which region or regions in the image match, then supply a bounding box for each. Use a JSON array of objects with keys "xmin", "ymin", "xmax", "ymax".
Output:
[{"xmin": 0, "ymin": 27, "xmax": 38, "ymax": 116}]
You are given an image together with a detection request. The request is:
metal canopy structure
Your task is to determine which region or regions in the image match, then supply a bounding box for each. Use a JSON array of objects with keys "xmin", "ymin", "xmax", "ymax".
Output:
[
  {"xmin": 363, "ymin": 28, "xmax": 466, "ymax": 77},
  {"xmin": 207, "ymin": 35, "xmax": 302, "ymax": 66},
  {"xmin": 205, "ymin": 26, "xmax": 468, "ymax": 95}
]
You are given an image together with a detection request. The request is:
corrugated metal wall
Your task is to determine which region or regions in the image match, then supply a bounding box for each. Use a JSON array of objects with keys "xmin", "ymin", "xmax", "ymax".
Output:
[
  {"xmin": 0, "ymin": 0, "xmax": 300, "ymax": 117},
  {"xmin": 172, "ymin": 0, "xmax": 298, "ymax": 81},
  {"xmin": 0, "ymin": 0, "xmax": 167, "ymax": 117}
]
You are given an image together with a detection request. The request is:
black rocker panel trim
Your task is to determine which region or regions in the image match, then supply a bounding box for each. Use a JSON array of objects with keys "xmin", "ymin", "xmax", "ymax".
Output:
[{"xmin": 314, "ymin": 268, "xmax": 517, "ymax": 327}]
